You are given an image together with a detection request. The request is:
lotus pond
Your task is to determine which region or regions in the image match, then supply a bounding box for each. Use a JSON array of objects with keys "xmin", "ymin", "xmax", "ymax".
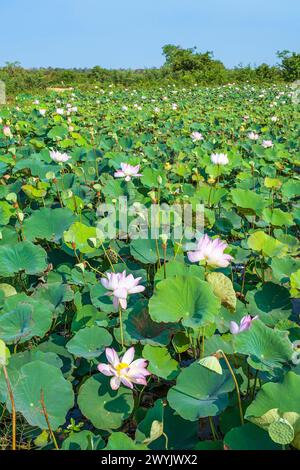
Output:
[{"xmin": 0, "ymin": 83, "xmax": 300, "ymax": 451}]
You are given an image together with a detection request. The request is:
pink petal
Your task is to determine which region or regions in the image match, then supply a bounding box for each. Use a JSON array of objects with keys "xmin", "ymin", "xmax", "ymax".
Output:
[
  {"xmin": 120, "ymin": 377, "xmax": 134, "ymax": 389},
  {"xmin": 187, "ymin": 250, "xmax": 203, "ymax": 263},
  {"xmin": 119, "ymin": 297, "xmax": 127, "ymax": 309},
  {"xmin": 121, "ymin": 347, "xmax": 135, "ymax": 365},
  {"xmin": 128, "ymin": 285, "xmax": 145, "ymax": 294},
  {"xmin": 110, "ymin": 376, "xmax": 121, "ymax": 390},
  {"xmin": 97, "ymin": 364, "xmax": 114, "ymax": 376},
  {"xmin": 229, "ymin": 321, "xmax": 240, "ymax": 334},
  {"xmin": 105, "ymin": 348, "xmax": 120, "ymax": 367}
]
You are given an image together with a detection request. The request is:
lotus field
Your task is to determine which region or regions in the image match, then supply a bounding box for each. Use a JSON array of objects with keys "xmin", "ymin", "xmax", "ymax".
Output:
[{"xmin": 0, "ymin": 83, "xmax": 300, "ymax": 451}]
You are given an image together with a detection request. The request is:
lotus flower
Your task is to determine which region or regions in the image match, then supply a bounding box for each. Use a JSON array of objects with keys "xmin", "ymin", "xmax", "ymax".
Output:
[
  {"xmin": 114, "ymin": 163, "xmax": 142, "ymax": 182},
  {"xmin": 191, "ymin": 131, "xmax": 204, "ymax": 142},
  {"xmin": 56, "ymin": 108, "xmax": 64, "ymax": 115},
  {"xmin": 101, "ymin": 270, "xmax": 145, "ymax": 310},
  {"xmin": 211, "ymin": 153, "xmax": 229, "ymax": 165},
  {"xmin": 187, "ymin": 234, "xmax": 233, "ymax": 268},
  {"xmin": 229, "ymin": 315, "xmax": 258, "ymax": 334},
  {"xmin": 262, "ymin": 140, "xmax": 273, "ymax": 148},
  {"xmin": 98, "ymin": 347, "xmax": 150, "ymax": 390},
  {"xmin": 39, "ymin": 109, "xmax": 46, "ymax": 116},
  {"xmin": 50, "ymin": 150, "xmax": 71, "ymax": 163},
  {"xmin": 3, "ymin": 125, "xmax": 12, "ymax": 137},
  {"xmin": 248, "ymin": 132, "xmax": 259, "ymax": 140}
]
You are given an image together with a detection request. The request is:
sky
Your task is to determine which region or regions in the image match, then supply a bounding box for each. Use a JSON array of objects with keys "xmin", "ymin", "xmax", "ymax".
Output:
[{"xmin": 0, "ymin": 0, "xmax": 299, "ymax": 69}]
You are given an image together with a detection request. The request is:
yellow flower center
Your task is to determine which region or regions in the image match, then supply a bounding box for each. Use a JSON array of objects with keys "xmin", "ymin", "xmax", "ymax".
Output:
[{"xmin": 115, "ymin": 362, "xmax": 129, "ymax": 375}]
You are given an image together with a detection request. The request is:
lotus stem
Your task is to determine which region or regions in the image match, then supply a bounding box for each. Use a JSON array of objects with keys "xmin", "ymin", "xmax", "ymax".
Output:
[
  {"xmin": 3, "ymin": 365, "xmax": 16, "ymax": 450},
  {"xmin": 217, "ymin": 350, "xmax": 244, "ymax": 425},
  {"xmin": 40, "ymin": 389, "xmax": 59, "ymax": 450},
  {"xmin": 119, "ymin": 305, "xmax": 124, "ymax": 349}
]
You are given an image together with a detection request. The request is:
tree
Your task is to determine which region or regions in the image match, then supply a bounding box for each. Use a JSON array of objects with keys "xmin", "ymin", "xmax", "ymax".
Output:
[{"xmin": 277, "ymin": 51, "xmax": 300, "ymax": 81}]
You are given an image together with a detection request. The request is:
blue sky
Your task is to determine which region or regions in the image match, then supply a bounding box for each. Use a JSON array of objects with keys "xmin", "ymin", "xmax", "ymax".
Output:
[{"xmin": 0, "ymin": 0, "xmax": 299, "ymax": 69}]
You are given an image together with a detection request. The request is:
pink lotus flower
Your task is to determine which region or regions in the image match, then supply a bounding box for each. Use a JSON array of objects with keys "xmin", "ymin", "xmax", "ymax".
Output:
[
  {"xmin": 229, "ymin": 315, "xmax": 258, "ymax": 334},
  {"xmin": 211, "ymin": 153, "xmax": 229, "ymax": 165},
  {"xmin": 191, "ymin": 131, "xmax": 204, "ymax": 142},
  {"xmin": 187, "ymin": 234, "xmax": 233, "ymax": 268},
  {"xmin": 262, "ymin": 140, "xmax": 273, "ymax": 149},
  {"xmin": 50, "ymin": 150, "xmax": 71, "ymax": 163},
  {"xmin": 98, "ymin": 347, "xmax": 150, "ymax": 390},
  {"xmin": 247, "ymin": 132, "xmax": 259, "ymax": 140},
  {"xmin": 101, "ymin": 271, "xmax": 145, "ymax": 310},
  {"xmin": 114, "ymin": 163, "xmax": 142, "ymax": 182},
  {"xmin": 3, "ymin": 126, "xmax": 12, "ymax": 137},
  {"xmin": 39, "ymin": 109, "xmax": 46, "ymax": 116}
]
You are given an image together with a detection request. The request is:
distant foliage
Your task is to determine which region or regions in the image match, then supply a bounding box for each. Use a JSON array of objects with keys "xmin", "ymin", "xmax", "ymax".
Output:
[{"xmin": 0, "ymin": 46, "xmax": 298, "ymax": 97}]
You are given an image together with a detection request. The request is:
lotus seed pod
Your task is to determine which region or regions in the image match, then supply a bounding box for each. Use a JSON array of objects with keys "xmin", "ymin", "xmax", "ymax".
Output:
[{"xmin": 268, "ymin": 418, "xmax": 294, "ymax": 445}]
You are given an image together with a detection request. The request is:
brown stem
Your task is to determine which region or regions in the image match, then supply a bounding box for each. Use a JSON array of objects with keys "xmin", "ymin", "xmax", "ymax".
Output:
[
  {"xmin": 40, "ymin": 389, "xmax": 59, "ymax": 450},
  {"xmin": 3, "ymin": 365, "xmax": 16, "ymax": 450},
  {"xmin": 218, "ymin": 350, "xmax": 244, "ymax": 425}
]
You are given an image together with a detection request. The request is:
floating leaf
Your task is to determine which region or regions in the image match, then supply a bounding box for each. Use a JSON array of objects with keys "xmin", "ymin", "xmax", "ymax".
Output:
[
  {"xmin": 0, "ymin": 241, "xmax": 48, "ymax": 277},
  {"xmin": 78, "ymin": 374, "xmax": 134, "ymax": 431},
  {"xmin": 167, "ymin": 362, "xmax": 234, "ymax": 421},
  {"xmin": 66, "ymin": 326, "xmax": 112, "ymax": 359},
  {"xmin": 142, "ymin": 345, "xmax": 179, "ymax": 380},
  {"xmin": 149, "ymin": 275, "xmax": 220, "ymax": 329}
]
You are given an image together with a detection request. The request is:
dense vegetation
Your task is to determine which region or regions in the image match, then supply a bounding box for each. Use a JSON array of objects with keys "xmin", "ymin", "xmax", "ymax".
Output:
[
  {"xmin": 1, "ymin": 46, "xmax": 300, "ymax": 98},
  {"xmin": 0, "ymin": 81, "xmax": 299, "ymax": 451}
]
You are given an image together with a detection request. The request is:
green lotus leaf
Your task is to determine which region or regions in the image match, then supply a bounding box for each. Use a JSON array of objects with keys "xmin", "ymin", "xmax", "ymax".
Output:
[
  {"xmin": 63, "ymin": 221, "xmax": 103, "ymax": 254},
  {"xmin": 167, "ymin": 362, "xmax": 235, "ymax": 421},
  {"xmin": 233, "ymin": 319, "xmax": 293, "ymax": 373},
  {"xmin": 0, "ymin": 294, "xmax": 52, "ymax": 344},
  {"xmin": 0, "ymin": 339, "xmax": 10, "ymax": 367},
  {"xmin": 23, "ymin": 207, "xmax": 75, "ymax": 242},
  {"xmin": 245, "ymin": 372, "xmax": 300, "ymax": 449},
  {"xmin": 78, "ymin": 373, "xmax": 134, "ymax": 431},
  {"xmin": 281, "ymin": 180, "xmax": 300, "ymax": 200},
  {"xmin": 142, "ymin": 345, "xmax": 179, "ymax": 380},
  {"xmin": 71, "ymin": 304, "xmax": 108, "ymax": 332},
  {"xmin": 270, "ymin": 257, "xmax": 300, "ymax": 283},
  {"xmin": 206, "ymin": 272, "xmax": 236, "ymax": 312},
  {"xmin": 124, "ymin": 300, "xmax": 173, "ymax": 346},
  {"xmin": 264, "ymin": 177, "xmax": 282, "ymax": 189},
  {"xmin": 248, "ymin": 231, "xmax": 288, "ymax": 258},
  {"xmin": 154, "ymin": 260, "xmax": 205, "ymax": 284},
  {"xmin": 47, "ymin": 125, "xmax": 69, "ymax": 140},
  {"xmin": 149, "ymin": 275, "xmax": 221, "ymax": 328},
  {"xmin": 224, "ymin": 423, "xmax": 280, "ymax": 450},
  {"xmin": 66, "ymin": 326, "xmax": 112, "ymax": 359},
  {"xmin": 0, "ymin": 283, "xmax": 17, "ymax": 298},
  {"xmin": 22, "ymin": 182, "xmax": 48, "ymax": 199},
  {"xmin": 0, "ymin": 201, "xmax": 14, "ymax": 226},
  {"xmin": 0, "ymin": 241, "xmax": 48, "ymax": 277},
  {"xmin": 11, "ymin": 360, "xmax": 74, "ymax": 430},
  {"xmin": 246, "ymin": 282, "xmax": 292, "ymax": 326},
  {"xmin": 262, "ymin": 208, "xmax": 294, "ymax": 227},
  {"xmin": 130, "ymin": 238, "xmax": 173, "ymax": 264},
  {"xmin": 172, "ymin": 331, "xmax": 190, "ymax": 354},
  {"xmin": 136, "ymin": 399, "xmax": 198, "ymax": 450},
  {"xmin": 230, "ymin": 189, "xmax": 266, "ymax": 214},
  {"xmin": 33, "ymin": 282, "xmax": 74, "ymax": 315},
  {"xmin": 290, "ymin": 269, "xmax": 300, "ymax": 298},
  {"xmin": 105, "ymin": 432, "xmax": 148, "ymax": 450},
  {"xmin": 0, "ymin": 349, "xmax": 62, "ymax": 402},
  {"xmin": 62, "ymin": 431, "xmax": 104, "ymax": 450}
]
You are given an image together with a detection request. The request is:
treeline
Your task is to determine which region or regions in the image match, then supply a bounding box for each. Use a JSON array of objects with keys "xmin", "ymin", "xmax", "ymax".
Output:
[{"xmin": 1, "ymin": 46, "xmax": 299, "ymax": 97}]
